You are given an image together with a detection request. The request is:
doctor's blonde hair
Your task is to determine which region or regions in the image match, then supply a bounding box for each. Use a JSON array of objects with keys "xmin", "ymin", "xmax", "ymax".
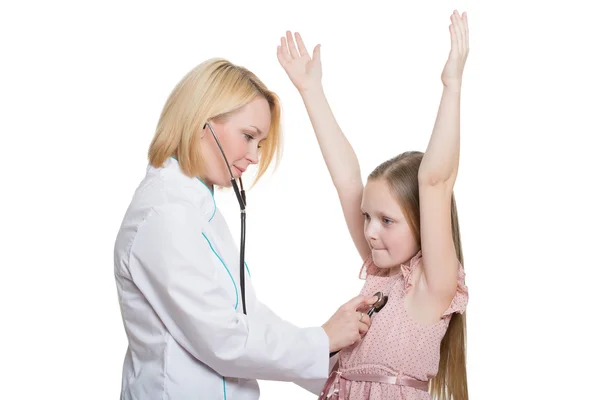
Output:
[{"xmin": 148, "ymin": 58, "xmax": 282, "ymax": 183}]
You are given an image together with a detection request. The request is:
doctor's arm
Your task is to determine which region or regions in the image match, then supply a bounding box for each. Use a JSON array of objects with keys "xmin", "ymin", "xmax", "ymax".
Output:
[
  {"xmin": 246, "ymin": 288, "xmax": 340, "ymax": 394},
  {"xmin": 128, "ymin": 203, "xmax": 330, "ymax": 381}
]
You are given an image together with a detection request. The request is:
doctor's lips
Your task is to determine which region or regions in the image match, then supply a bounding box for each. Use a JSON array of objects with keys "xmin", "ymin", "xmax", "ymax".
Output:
[{"xmin": 232, "ymin": 165, "xmax": 246, "ymax": 176}]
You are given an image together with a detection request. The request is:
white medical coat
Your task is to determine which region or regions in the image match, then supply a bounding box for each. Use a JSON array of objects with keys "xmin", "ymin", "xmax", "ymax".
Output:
[{"xmin": 114, "ymin": 158, "xmax": 333, "ymax": 399}]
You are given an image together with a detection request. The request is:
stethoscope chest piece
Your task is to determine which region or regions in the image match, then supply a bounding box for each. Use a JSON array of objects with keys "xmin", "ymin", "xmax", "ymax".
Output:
[
  {"xmin": 367, "ymin": 291, "xmax": 389, "ymax": 317},
  {"xmin": 328, "ymin": 291, "xmax": 389, "ymax": 358}
]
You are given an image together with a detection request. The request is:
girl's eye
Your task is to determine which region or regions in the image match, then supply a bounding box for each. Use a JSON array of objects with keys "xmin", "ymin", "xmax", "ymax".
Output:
[
  {"xmin": 362, "ymin": 212, "xmax": 370, "ymax": 221},
  {"xmin": 383, "ymin": 218, "xmax": 393, "ymax": 225}
]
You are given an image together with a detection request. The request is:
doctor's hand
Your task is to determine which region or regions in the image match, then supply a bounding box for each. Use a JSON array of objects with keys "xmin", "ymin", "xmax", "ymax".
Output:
[{"xmin": 322, "ymin": 295, "xmax": 379, "ymax": 354}]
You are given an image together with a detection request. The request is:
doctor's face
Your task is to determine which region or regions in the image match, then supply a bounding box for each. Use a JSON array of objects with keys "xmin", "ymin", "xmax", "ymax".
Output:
[
  {"xmin": 200, "ymin": 97, "xmax": 271, "ymax": 188},
  {"xmin": 361, "ymin": 178, "xmax": 420, "ymax": 270}
]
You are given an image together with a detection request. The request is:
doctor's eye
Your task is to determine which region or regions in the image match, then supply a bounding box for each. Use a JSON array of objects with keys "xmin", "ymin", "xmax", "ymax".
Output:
[{"xmin": 244, "ymin": 133, "xmax": 262, "ymax": 149}]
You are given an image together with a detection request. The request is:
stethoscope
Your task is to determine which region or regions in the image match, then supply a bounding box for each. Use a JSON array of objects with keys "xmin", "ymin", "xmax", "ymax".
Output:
[
  {"xmin": 328, "ymin": 291, "xmax": 388, "ymax": 357},
  {"xmin": 204, "ymin": 122, "xmax": 249, "ymax": 315}
]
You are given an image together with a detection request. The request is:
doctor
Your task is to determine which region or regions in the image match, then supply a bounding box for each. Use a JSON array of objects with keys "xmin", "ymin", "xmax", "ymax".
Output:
[{"xmin": 114, "ymin": 58, "xmax": 377, "ymax": 400}]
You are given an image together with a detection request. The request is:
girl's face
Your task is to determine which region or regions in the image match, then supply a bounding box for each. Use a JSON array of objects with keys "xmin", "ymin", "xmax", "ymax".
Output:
[{"xmin": 361, "ymin": 178, "xmax": 420, "ymax": 269}]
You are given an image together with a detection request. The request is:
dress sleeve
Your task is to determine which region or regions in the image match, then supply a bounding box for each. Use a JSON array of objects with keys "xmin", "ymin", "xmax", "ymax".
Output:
[
  {"xmin": 358, "ymin": 254, "xmax": 386, "ymax": 279},
  {"xmin": 442, "ymin": 262, "xmax": 469, "ymax": 317}
]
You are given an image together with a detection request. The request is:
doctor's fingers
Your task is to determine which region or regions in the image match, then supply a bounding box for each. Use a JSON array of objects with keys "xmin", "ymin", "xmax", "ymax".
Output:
[
  {"xmin": 358, "ymin": 311, "xmax": 371, "ymax": 327},
  {"xmin": 358, "ymin": 322, "xmax": 371, "ymax": 337},
  {"xmin": 358, "ymin": 323, "xmax": 369, "ymax": 336},
  {"xmin": 357, "ymin": 311, "xmax": 372, "ymax": 334}
]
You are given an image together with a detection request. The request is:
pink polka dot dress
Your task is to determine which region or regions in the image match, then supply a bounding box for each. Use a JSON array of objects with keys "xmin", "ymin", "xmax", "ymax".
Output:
[{"xmin": 319, "ymin": 251, "xmax": 468, "ymax": 400}]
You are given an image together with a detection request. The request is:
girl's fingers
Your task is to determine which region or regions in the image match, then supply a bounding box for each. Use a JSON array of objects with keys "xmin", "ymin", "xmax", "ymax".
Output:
[
  {"xmin": 295, "ymin": 32, "xmax": 309, "ymax": 57},
  {"xmin": 286, "ymin": 31, "xmax": 300, "ymax": 59}
]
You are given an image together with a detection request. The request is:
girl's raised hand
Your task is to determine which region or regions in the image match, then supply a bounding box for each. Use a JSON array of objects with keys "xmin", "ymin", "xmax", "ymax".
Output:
[{"xmin": 277, "ymin": 31, "xmax": 322, "ymax": 93}]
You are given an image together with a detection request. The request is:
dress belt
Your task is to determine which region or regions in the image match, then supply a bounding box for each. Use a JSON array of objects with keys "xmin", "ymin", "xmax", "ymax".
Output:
[{"xmin": 318, "ymin": 369, "xmax": 429, "ymax": 399}]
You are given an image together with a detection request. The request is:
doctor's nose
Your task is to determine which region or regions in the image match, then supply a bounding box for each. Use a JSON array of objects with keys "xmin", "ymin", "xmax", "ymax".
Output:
[{"xmin": 246, "ymin": 147, "xmax": 259, "ymax": 165}]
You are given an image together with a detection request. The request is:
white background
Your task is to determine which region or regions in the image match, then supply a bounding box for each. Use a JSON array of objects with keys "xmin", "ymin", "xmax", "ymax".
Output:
[{"xmin": 2, "ymin": 0, "xmax": 599, "ymax": 399}]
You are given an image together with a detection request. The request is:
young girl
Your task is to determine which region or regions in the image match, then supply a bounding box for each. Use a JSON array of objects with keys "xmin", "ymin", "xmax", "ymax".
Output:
[{"xmin": 277, "ymin": 10, "xmax": 470, "ymax": 400}]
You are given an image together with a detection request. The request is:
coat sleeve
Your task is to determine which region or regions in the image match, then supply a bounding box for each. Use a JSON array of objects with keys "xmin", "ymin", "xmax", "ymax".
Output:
[
  {"xmin": 293, "ymin": 355, "xmax": 339, "ymax": 395},
  {"xmin": 128, "ymin": 202, "xmax": 330, "ymax": 381},
  {"xmin": 245, "ymin": 285, "xmax": 338, "ymax": 392}
]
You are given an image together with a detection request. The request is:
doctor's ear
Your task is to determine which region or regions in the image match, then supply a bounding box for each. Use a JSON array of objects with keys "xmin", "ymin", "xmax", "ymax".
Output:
[{"xmin": 199, "ymin": 122, "xmax": 208, "ymax": 139}]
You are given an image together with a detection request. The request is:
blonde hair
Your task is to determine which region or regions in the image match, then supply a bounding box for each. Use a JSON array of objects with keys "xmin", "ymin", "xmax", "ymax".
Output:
[
  {"xmin": 369, "ymin": 151, "xmax": 468, "ymax": 400},
  {"xmin": 148, "ymin": 58, "xmax": 282, "ymax": 184}
]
